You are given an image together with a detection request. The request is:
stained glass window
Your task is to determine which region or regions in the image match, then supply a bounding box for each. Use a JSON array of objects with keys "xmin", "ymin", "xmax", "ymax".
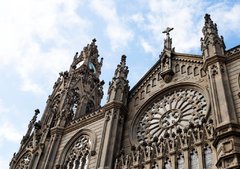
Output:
[
  {"xmin": 190, "ymin": 150, "xmax": 199, "ymax": 169},
  {"xmin": 204, "ymin": 147, "xmax": 212, "ymax": 169},
  {"xmin": 177, "ymin": 155, "xmax": 184, "ymax": 169},
  {"xmin": 63, "ymin": 135, "xmax": 91, "ymax": 169}
]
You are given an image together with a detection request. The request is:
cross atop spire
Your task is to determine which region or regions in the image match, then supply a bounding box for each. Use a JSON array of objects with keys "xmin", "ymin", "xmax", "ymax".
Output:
[
  {"xmin": 162, "ymin": 27, "xmax": 174, "ymax": 35},
  {"xmin": 162, "ymin": 27, "xmax": 174, "ymax": 50}
]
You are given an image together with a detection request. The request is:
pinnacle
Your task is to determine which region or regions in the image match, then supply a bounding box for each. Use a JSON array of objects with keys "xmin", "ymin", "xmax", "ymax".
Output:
[{"xmin": 121, "ymin": 54, "xmax": 126, "ymax": 65}]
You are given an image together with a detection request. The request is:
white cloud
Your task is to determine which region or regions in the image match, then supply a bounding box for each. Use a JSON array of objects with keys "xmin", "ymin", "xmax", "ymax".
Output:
[
  {"xmin": 90, "ymin": 0, "xmax": 133, "ymax": 50},
  {"xmin": 0, "ymin": 100, "xmax": 9, "ymax": 115},
  {"xmin": 140, "ymin": 38, "xmax": 157, "ymax": 57},
  {"xmin": 0, "ymin": 0, "xmax": 91, "ymax": 95},
  {"xmin": 130, "ymin": 13, "xmax": 145, "ymax": 24},
  {"xmin": 0, "ymin": 122, "xmax": 22, "ymax": 144},
  {"xmin": 144, "ymin": 0, "xmax": 205, "ymax": 53},
  {"xmin": 209, "ymin": 4, "xmax": 240, "ymax": 35},
  {"xmin": 0, "ymin": 158, "xmax": 9, "ymax": 169}
]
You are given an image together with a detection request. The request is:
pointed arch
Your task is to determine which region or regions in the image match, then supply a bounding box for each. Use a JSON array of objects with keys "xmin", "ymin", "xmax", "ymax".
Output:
[
  {"xmin": 152, "ymin": 78, "xmax": 156, "ymax": 87},
  {"xmin": 177, "ymin": 154, "xmax": 184, "ymax": 169},
  {"xmin": 15, "ymin": 151, "xmax": 33, "ymax": 169},
  {"xmin": 187, "ymin": 66, "xmax": 193, "ymax": 75},
  {"xmin": 85, "ymin": 100, "xmax": 95, "ymax": 114},
  {"xmin": 194, "ymin": 67, "xmax": 199, "ymax": 76},
  {"xmin": 58, "ymin": 129, "xmax": 97, "ymax": 169},
  {"xmin": 175, "ymin": 64, "xmax": 180, "ymax": 73},
  {"xmin": 146, "ymin": 84, "xmax": 151, "ymax": 93},
  {"xmin": 135, "ymin": 97, "xmax": 139, "ymax": 106},
  {"xmin": 204, "ymin": 145, "xmax": 213, "ymax": 169},
  {"xmin": 190, "ymin": 149, "xmax": 199, "ymax": 169},
  {"xmin": 181, "ymin": 65, "xmax": 186, "ymax": 74}
]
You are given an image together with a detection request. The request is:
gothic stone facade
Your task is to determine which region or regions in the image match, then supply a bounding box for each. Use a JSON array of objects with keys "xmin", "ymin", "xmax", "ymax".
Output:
[{"xmin": 10, "ymin": 14, "xmax": 240, "ymax": 169}]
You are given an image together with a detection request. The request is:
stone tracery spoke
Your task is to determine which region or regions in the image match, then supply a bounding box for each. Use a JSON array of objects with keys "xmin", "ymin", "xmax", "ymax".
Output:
[{"xmin": 136, "ymin": 87, "xmax": 208, "ymax": 143}]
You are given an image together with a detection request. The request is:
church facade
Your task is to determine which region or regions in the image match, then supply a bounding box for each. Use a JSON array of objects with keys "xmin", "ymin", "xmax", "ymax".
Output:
[{"xmin": 10, "ymin": 14, "xmax": 240, "ymax": 169}]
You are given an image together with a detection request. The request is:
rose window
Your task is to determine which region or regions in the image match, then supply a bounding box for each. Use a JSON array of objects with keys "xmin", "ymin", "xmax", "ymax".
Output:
[{"xmin": 136, "ymin": 87, "xmax": 208, "ymax": 143}]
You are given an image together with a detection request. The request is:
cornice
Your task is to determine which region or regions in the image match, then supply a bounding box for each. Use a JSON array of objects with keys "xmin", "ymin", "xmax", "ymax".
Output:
[
  {"xmin": 173, "ymin": 57, "xmax": 203, "ymax": 64},
  {"xmin": 213, "ymin": 123, "xmax": 240, "ymax": 147},
  {"xmin": 64, "ymin": 109, "xmax": 105, "ymax": 133},
  {"xmin": 104, "ymin": 101, "xmax": 128, "ymax": 114},
  {"xmin": 202, "ymin": 55, "xmax": 226, "ymax": 71}
]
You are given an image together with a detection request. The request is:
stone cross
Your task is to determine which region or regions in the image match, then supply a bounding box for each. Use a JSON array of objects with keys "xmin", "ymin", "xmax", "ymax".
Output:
[{"xmin": 162, "ymin": 27, "xmax": 174, "ymax": 35}]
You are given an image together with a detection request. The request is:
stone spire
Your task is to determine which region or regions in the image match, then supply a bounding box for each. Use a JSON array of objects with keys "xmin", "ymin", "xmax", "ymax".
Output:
[
  {"xmin": 39, "ymin": 39, "xmax": 104, "ymax": 129},
  {"xmin": 99, "ymin": 55, "xmax": 129, "ymax": 169},
  {"xmin": 107, "ymin": 55, "xmax": 129, "ymax": 105},
  {"xmin": 201, "ymin": 14, "xmax": 225, "ymax": 59}
]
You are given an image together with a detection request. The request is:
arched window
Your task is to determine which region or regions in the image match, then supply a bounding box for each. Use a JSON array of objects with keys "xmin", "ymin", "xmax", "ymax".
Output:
[
  {"xmin": 187, "ymin": 66, "xmax": 193, "ymax": 75},
  {"xmin": 16, "ymin": 151, "xmax": 33, "ymax": 169},
  {"xmin": 175, "ymin": 64, "xmax": 180, "ymax": 73},
  {"xmin": 164, "ymin": 158, "xmax": 171, "ymax": 169},
  {"xmin": 140, "ymin": 91, "xmax": 145, "ymax": 100},
  {"xmin": 190, "ymin": 150, "xmax": 199, "ymax": 169},
  {"xmin": 146, "ymin": 84, "xmax": 151, "ymax": 93},
  {"xmin": 204, "ymin": 146, "xmax": 212, "ymax": 169},
  {"xmin": 152, "ymin": 161, "xmax": 159, "ymax": 169},
  {"xmin": 135, "ymin": 97, "xmax": 139, "ymax": 106},
  {"xmin": 152, "ymin": 78, "xmax": 156, "ymax": 87},
  {"xmin": 177, "ymin": 154, "xmax": 184, "ymax": 169},
  {"xmin": 181, "ymin": 65, "xmax": 186, "ymax": 74},
  {"xmin": 194, "ymin": 67, "xmax": 199, "ymax": 76},
  {"xmin": 85, "ymin": 101, "xmax": 94, "ymax": 114},
  {"xmin": 63, "ymin": 135, "xmax": 91, "ymax": 169}
]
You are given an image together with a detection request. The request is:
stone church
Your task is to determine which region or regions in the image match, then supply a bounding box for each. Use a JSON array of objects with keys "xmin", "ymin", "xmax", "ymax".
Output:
[{"xmin": 10, "ymin": 14, "xmax": 240, "ymax": 169}]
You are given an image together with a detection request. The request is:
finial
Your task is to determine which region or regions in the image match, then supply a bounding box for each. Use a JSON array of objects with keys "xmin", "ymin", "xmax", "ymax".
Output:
[
  {"xmin": 35, "ymin": 109, "xmax": 40, "ymax": 115},
  {"xmin": 121, "ymin": 55, "xmax": 126, "ymax": 64},
  {"xmin": 162, "ymin": 27, "xmax": 174, "ymax": 50},
  {"xmin": 162, "ymin": 27, "xmax": 174, "ymax": 35},
  {"xmin": 204, "ymin": 13, "xmax": 211, "ymax": 21},
  {"xmin": 92, "ymin": 38, "xmax": 97, "ymax": 43}
]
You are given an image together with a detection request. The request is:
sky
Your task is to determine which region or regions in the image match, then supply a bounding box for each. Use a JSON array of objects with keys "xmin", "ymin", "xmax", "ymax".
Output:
[{"xmin": 0, "ymin": 0, "xmax": 240, "ymax": 168}]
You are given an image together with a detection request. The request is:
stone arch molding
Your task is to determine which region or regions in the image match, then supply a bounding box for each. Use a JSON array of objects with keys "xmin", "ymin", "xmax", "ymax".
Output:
[
  {"xmin": 58, "ymin": 129, "xmax": 97, "ymax": 168},
  {"xmin": 130, "ymin": 82, "xmax": 210, "ymax": 146}
]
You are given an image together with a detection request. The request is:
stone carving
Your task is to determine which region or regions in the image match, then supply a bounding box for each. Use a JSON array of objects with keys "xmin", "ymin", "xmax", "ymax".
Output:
[
  {"xmin": 136, "ymin": 88, "xmax": 208, "ymax": 143},
  {"xmin": 210, "ymin": 64, "xmax": 218, "ymax": 76},
  {"xmin": 21, "ymin": 109, "xmax": 40, "ymax": 145},
  {"xmin": 115, "ymin": 119, "xmax": 214, "ymax": 169},
  {"xmin": 63, "ymin": 135, "xmax": 91, "ymax": 169},
  {"xmin": 16, "ymin": 151, "xmax": 32, "ymax": 169}
]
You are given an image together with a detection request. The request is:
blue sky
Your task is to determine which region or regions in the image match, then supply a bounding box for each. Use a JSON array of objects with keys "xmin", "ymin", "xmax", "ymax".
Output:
[{"xmin": 1, "ymin": 0, "xmax": 240, "ymax": 168}]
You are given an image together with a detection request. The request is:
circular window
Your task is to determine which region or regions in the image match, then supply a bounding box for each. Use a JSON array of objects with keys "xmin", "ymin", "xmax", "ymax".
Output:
[{"xmin": 135, "ymin": 86, "xmax": 208, "ymax": 144}]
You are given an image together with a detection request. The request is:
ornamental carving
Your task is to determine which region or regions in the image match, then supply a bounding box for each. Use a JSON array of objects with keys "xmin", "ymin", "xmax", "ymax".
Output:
[
  {"xmin": 135, "ymin": 87, "xmax": 208, "ymax": 143},
  {"xmin": 63, "ymin": 135, "xmax": 91, "ymax": 169},
  {"xmin": 16, "ymin": 151, "xmax": 32, "ymax": 169}
]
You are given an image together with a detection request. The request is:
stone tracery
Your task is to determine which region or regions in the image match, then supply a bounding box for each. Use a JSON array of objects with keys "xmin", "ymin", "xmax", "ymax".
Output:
[
  {"xmin": 16, "ymin": 151, "xmax": 32, "ymax": 169},
  {"xmin": 136, "ymin": 87, "xmax": 208, "ymax": 143},
  {"xmin": 63, "ymin": 135, "xmax": 91, "ymax": 169}
]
